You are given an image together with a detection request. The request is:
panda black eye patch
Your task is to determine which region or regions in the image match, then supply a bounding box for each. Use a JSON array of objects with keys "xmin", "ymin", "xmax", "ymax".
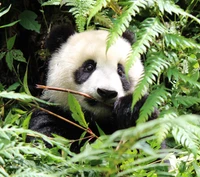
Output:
[
  {"xmin": 74, "ymin": 59, "xmax": 96, "ymax": 84},
  {"xmin": 118, "ymin": 63, "xmax": 131, "ymax": 91}
]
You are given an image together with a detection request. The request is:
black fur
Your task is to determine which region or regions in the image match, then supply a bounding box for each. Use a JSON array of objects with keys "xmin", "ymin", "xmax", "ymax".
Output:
[
  {"xmin": 28, "ymin": 95, "xmax": 158, "ymax": 152},
  {"xmin": 117, "ymin": 63, "xmax": 131, "ymax": 91},
  {"xmin": 46, "ymin": 23, "xmax": 75, "ymax": 53},
  {"xmin": 122, "ymin": 30, "xmax": 136, "ymax": 44}
]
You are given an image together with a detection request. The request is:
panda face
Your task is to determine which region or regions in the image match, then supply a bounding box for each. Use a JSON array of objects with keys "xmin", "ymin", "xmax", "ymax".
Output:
[
  {"xmin": 73, "ymin": 58, "xmax": 130, "ymax": 116},
  {"xmin": 43, "ymin": 30, "xmax": 144, "ymax": 118}
]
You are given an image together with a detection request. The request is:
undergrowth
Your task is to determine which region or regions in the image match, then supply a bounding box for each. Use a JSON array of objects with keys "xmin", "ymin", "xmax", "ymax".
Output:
[{"xmin": 0, "ymin": 0, "xmax": 200, "ymax": 176}]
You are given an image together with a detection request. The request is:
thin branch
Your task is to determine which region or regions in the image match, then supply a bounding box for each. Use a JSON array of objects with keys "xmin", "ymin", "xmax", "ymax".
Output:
[
  {"xmin": 36, "ymin": 84, "xmax": 94, "ymax": 100},
  {"xmin": 36, "ymin": 105, "xmax": 99, "ymax": 140},
  {"xmin": 36, "ymin": 84, "xmax": 112, "ymax": 107}
]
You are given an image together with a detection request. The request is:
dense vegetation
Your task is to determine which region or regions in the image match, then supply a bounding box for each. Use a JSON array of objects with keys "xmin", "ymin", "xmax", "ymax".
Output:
[{"xmin": 0, "ymin": 0, "xmax": 200, "ymax": 176}]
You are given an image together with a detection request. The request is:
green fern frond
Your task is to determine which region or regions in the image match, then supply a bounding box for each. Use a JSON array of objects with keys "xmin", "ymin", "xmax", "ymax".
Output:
[
  {"xmin": 172, "ymin": 126, "xmax": 198, "ymax": 154},
  {"xmin": 87, "ymin": 0, "xmax": 110, "ymax": 26},
  {"xmin": 157, "ymin": 0, "xmax": 200, "ymax": 24},
  {"xmin": 132, "ymin": 51, "xmax": 170, "ymax": 108},
  {"xmin": 137, "ymin": 85, "xmax": 170, "ymax": 124},
  {"xmin": 156, "ymin": 110, "xmax": 178, "ymax": 143},
  {"xmin": 126, "ymin": 17, "xmax": 166, "ymax": 74},
  {"xmin": 167, "ymin": 67, "xmax": 200, "ymax": 89},
  {"xmin": 171, "ymin": 115, "xmax": 200, "ymax": 154},
  {"xmin": 107, "ymin": 0, "xmax": 154, "ymax": 50},
  {"xmin": 63, "ymin": 0, "xmax": 95, "ymax": 32},
  {"xmin": 0, "ymin": 126, "xmax": 66, "ymax": 173},
  {"xmin": 164, "ymin": 33, "xmax": 200, "ymax": 49},
  {"xmin": 173, "ymin": 96, "xmax": 200, "ymax": 108},
  {"xmin": 94, "ymin": 12, "xmax": 113, "ymax": 28}
]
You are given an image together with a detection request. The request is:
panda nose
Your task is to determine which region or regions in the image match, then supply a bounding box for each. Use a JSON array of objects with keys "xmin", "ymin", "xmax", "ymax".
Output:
[{"xmin": 97, "ymin": 88, "xmax": 118, "ymax": 99}]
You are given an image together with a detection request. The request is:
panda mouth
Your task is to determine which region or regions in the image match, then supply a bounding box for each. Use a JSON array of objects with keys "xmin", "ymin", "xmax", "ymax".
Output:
[
  {"xmin": 85, "ymin": 98, "xmax": 99, "ymax": 106},
  {"xmin": 85, "ymin": 98, "xmax": 113, "ymax": 108}
]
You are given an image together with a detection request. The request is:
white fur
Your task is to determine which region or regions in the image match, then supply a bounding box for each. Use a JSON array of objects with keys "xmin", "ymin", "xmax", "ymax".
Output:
[{"xmin": 42, "ymin": 30, "xmax": 144, "ymax": 118}]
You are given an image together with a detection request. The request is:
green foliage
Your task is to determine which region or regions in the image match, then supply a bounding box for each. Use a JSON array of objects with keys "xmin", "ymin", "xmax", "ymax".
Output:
[
  {"xmin": 19, "ymin": 10, "xmax": 41, "ymax": 33},
  {"xmin": 1, "ymin": 0, "xmax": 200, "ymax": 176},
  {"xmin": 0, "ymin": 91, "xmax": 57, "ymax": 106},
  {"xmin": 0, "ymin": 115, "xmax": 200, "ymax": 176},
  {"xmin": 0, "ymin": 5, "xmax": 20, "ymax": 28},
  {"xmin": 68, "ymin": 93, "xmax": 88, "ymax": 128},
  {"xmin": 2, "ymin": 35, "xmax": 26, "ymax": 71}
]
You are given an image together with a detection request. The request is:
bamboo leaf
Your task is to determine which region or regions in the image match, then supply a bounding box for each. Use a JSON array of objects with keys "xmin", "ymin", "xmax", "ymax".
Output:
[{"xmin": 68, "ymin": 93, "xmax": 88, "ymax": 128}]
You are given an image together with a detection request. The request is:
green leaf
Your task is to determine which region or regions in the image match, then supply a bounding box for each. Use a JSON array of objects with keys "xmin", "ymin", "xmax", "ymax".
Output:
[
  {"xmin": 0, "ymin": 52, "xmax": 6, "ymax": 60},
  {"xmin": 11, "ymin": 49, "xmax": 26, "ymax": 63},
  {"xmin": 7, "ymin": 35, "xmax": 16, "ymax": 50},
  {"xmin": 67, "ymin": 93, "xmax": 88, "ymax": 128},
  {"xmin": 7, "ymin": 82, "xmax": 20, "ymax": 91},
  {"xmin": 137, "ymin": 86, "xmax": 170, "ymax": 124},
  {"xmin": 23, "ymin": 65, "xmax": 31, "ymax": 95},
  {"xmin": 4, "ymin": 110, "xmax": 21, "ymax": 125},
  {"xmin": 132, "ymin": 52, "xmax": 170, "ymax": 108},
  {"xmin": 0, "ymin": 91, "xmax": 57, "ymax": 106},
  {"xmin": 164, "ymin": 33, "xmax": 200, "ymax": 49},
  {"xmin": 42, "ymin": 0, "xmax": 61, "ymax": 6},
  {"xmin": 5, "ymin": 51, "xmax": 13, "ymax": 71},
  {"xmin": 22, "ymin": 112, "xmax": 32, "ymax": 141},
  {"xmin": 126, "ymin": 17, "xmax": 166, "ymax": 74},
  {"xmin": 96, "ymin": 123, "xmax": 105, "ymax": 136},
  {"xmin": 94, "ymin": 12, "xmax": 113, "ymax": 28},
  {"xmin": 87, "ymin": 0, "xmax": 110, "ymax": 26},
  {"xmin": 0, "ymin": 4, "xmax": 11, "ymax": 17},
  {"xmin": 173, "ymin": 96, "xmax": 200, "ymax": 108},
  {"xmin": 0, "ymin": 20, "xmax": 20, "ymax": 29},
  {"xmin": 19, "ymin": 10, "xmax": 41, "ymax": 33}
]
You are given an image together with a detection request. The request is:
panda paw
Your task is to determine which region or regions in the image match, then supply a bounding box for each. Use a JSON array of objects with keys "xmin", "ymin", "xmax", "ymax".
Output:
[
  {"xmin": 113, "ymin": 94, "xmax": 152, "ymax": 130},
  {"xmin": 113, "ymin": 94, "xmax": 136, "ymax": 129}
]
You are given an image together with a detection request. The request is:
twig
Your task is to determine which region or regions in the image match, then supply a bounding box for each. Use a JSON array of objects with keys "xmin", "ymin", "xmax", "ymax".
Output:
[
  {"xmin": 36, "ymin": 84, "xmax": 112, "ymax": 107},
  {"xmin": 37, "ymin": 106, "xmax": 99, "ymax": 140},
  {"xmin": 36, "ymin": 84, "xmax": 94, "ymax": 100}
]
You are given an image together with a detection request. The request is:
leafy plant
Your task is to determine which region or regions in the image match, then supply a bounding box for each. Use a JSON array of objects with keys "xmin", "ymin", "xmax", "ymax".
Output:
[{"xmin": 0, "ymin": 0, "xmax": 200, "ymax": 176}]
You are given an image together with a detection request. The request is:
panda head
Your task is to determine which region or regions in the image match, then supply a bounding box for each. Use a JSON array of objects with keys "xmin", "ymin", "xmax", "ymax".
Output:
[{"xmin": 42, "ymin": 24, "xmax": 144, "ymax": 118}]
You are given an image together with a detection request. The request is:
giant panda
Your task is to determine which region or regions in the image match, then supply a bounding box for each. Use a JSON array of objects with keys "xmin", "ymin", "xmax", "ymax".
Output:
[{"xmin": 29, "ymin": 24, "xmax": 158, "ymax": 152}]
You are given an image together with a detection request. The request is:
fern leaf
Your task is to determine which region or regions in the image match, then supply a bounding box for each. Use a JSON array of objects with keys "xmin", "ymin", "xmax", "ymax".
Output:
[
  {"xmin": 0, "ymin": 126, "xmax": 65, "ymax": 161},
  {"xmin": 171, "ymin": 115, "xmax": 200, "ymax": 154},
  {"xmin": 64, "ymin": 0, "xmax": 95, "ymax": 32},
  {"xmin": 156, "ymin": 109, "xmax": 178, "ymax": 143},
  {"xmin": 87, "ymin": 0, "xmax": 110, "ymax": 26},
  {"xmin": 172, "ymin": 126, "xmax": 198, "ymax": 154},
  {"xmin": 107, "ymin": 0, "xmax": 154, "ymax": 50},
  {"xmin": 137, "ymin": 85, "xmax": 170, "ymax": 124},
  {"xmin": 132, "ymin": 52, "xmax": 170, "ymax": 108},
  {"xmin": 157, "ymin": 0, "xmax": 200, "ymax": 24},
  {"xmin": 94, "ymin": 12, "xmax": 113, "ymax": 28},
  {"xmin": 173, "ymin": 96, "xmax": 200, "ymax": 108},
  {"xmin": 164, "ymin": 33, "xmax": 200, "ymax": 49},
  {"xmin": 167, "ymin": 67, "xmax": 200, "ymax": 89},
  {"xmin": 126, "ymin": 17, "xmax": 166, "ymax": 74}
]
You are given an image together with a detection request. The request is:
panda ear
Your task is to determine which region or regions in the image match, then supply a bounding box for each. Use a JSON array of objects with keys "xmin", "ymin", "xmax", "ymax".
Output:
[
  {"xmin": 46, "ymin": 23, "xmax": 75, "ymax": 53},
  {"xmin": 122, "ymin": 30, "xmax": 136, "ymax": 45}
]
